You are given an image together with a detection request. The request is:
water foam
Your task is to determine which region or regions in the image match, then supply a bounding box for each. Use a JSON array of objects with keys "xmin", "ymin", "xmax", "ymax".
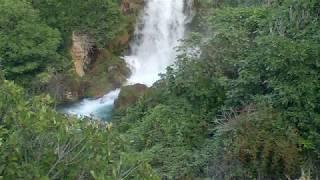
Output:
[
  {"xmin": 61, "ymin": 0, "xmax": 193, "ymax": 119},
  {"xmin": 125, "ymin": 0, "xmax": 191, "ymax": 86},
  {"xmin": 61, "ymin": 89, "xmax": 120, "ymax": 119}
]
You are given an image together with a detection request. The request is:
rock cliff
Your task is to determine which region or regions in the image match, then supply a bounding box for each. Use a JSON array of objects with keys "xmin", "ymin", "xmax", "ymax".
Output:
[
  {"xmin": 70, "ymin": 32, "xmax": 97, "ymax": 77},
  {"xmin": 51, "ymin": 0, "xmax": 146, "ymax": 103}
]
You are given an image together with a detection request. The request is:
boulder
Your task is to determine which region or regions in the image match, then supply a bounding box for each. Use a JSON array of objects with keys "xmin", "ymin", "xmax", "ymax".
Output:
[{"xmin": 114, "ymin": 83, "xmax": 148, "ymax": 110}]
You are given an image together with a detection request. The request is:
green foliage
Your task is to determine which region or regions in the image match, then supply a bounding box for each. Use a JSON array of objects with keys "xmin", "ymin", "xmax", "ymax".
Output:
[
  {"xmin": 114, "ymin": 0, "xmax": 320, "ymax": 179},
  {"xmin": 0, "ymin": 0, "xmax": 61, "ymax": 83},
  {"xmin": 116, "ymin": 97, "xmax": 208, "ymax": 179},
  {"xmin": 0, "ymin": 0, "xmax": 128, "ymax": 94},
  {"xmin": 1, "ymin": 0, "xmax": 320, "ymax": 179},
  {"xmin": 209, "ymin": 106, "xmax": 301, "ymax": 179},
  {"xmin": 29, "ymin": 0, "xmax": 124, "ymax": 47},
  {"xmin": 0, "ymin": 79, "xmax": 158, "ymax": 179}
]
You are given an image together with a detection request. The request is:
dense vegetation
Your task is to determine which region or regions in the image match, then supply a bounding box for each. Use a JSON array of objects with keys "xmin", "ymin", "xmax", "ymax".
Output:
[
  {"xmin": 0, "ymin": 0, "xmax": 126, "ymax": 90},
  {"xmin": 114, "ymin": 0, "xmax": 320, "ymax": 179},
  {"xmin": 0, "ymin": 76, "xmax": 158, "ymax": 179},
  {"xmin": 1, "ymin": 0, "xmax": 320, "ymax": 179}
]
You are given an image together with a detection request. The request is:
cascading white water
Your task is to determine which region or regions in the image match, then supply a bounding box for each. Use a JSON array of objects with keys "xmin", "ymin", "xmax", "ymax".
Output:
[
  {"xmin": 61, "ymin": 89, "xmax": 120, "ymax": 119},
  {"xmin": 125, "ymin": 0, "xmax": 192, "ymax": 86},
  {"xmin": 61, "ymin": 0, "xmax": 192, "ymax": 119}
]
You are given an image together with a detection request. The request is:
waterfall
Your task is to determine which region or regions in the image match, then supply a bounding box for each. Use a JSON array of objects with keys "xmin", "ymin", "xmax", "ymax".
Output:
[
  {"xmin": 62, "ymin": 0, "xmax": 193, "ymax": 119},
  {"xmin": 125, "ymin": 0, "xmax": 192, "ymax": 86}
]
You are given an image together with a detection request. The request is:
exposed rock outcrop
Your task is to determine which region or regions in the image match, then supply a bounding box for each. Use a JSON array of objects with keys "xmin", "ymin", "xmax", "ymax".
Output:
[
  {"xmin": 70, "ymin": 32, "xmax": 97, "ymax": 77},
  {"xmin": 114, "ymin": 83, "xmax": 148, "ymax": 110},
  {"xmin": 47, "ymin": 51, "xmax": 131, "ymax": 103},
  {"xmin": 82, "ymin": 50, "xmax": 131, "ymax": 98},
  {"xmin": 47, "ymin": 74, "xmax": 87, "ymax": 102},
  {"xmin": 53, "ymin": 1, "xmax": 145, "ymax": 103}
]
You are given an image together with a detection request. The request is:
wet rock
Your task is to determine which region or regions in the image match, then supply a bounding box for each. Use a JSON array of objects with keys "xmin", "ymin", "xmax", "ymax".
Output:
[
  {"xmin": 83, "ymin": 50, "xmax": 131, "ymax": 98},
  {"xmin": 114, "ymin": 83, "xmax": 148, "ymax": 110}
]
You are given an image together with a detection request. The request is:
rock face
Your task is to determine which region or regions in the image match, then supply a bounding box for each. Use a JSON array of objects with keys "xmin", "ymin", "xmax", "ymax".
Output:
[
  {"xmin": 83, "ymin": 50, "xmax": 131, "ymax": 98},
  {"xmin": 70, "ymin": 32, "xmax": 97, "ymax": 77},
  {"xmin": 114, "ymin": 83, "xmax": 148, "ymax": 110},
  {"xmin": 52, "ymin": 1, "xmax": 145, "ymax": 103},
  {"xmin": 66, "ymin": 31, "xmax": 131, "ymax": 102},
  {"xmin": 47, "ymin": 74, "xmax": 87, "ymax": 103}
]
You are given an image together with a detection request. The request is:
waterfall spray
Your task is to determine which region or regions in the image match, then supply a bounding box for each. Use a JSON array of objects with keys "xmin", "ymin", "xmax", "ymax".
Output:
[
  {"xmin": 125, "ymin": 0, "xmax": 193, "ymax": 86},
  {"xmin": 62, "ymin": 0, "xmax": 193, "ymax": 119}
]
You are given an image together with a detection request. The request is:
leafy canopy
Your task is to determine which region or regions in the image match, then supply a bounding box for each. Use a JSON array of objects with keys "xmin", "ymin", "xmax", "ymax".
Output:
[{"xmin": 0, "ymin": 0, "xmax": 61, "ymax": 83}]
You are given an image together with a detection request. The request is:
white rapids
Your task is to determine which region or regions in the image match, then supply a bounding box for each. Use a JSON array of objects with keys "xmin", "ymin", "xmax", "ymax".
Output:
[
  {"xmin": 61, "ymin": 0, "xmax": 193, "ymax": 120},
  {"xmin": 125, "ymin": 0, "xmax": 192, "ymax": 86},
  {"xmin": 61, "ymin": 89, "xmax": 120, "ymax": 119}
]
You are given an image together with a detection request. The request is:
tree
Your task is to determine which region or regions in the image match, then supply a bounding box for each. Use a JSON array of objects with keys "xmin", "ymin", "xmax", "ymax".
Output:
[
  {"xmin": 0, "ymin": 78, "xmax": 158, "ymax": 179},
  {"xmin": 29, "ymin": 0, "xmax": 124, "ymax": 47},
  {"xmin": 0, "ymin": 0, "xmax": 61, "ymax": 84}
]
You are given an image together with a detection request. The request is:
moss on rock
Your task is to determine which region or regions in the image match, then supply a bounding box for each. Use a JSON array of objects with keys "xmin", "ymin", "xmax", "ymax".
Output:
[
  {"xmin": 51, "ymin": 0, "xmax": 145, "ymax": 103},
  {"xmin": 82, "ymin": 49, "xmax": 131, "ymax": 97},
  {"xmin": 114, "ymin": 84, "xmax": 148, "ymax": 110}
]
